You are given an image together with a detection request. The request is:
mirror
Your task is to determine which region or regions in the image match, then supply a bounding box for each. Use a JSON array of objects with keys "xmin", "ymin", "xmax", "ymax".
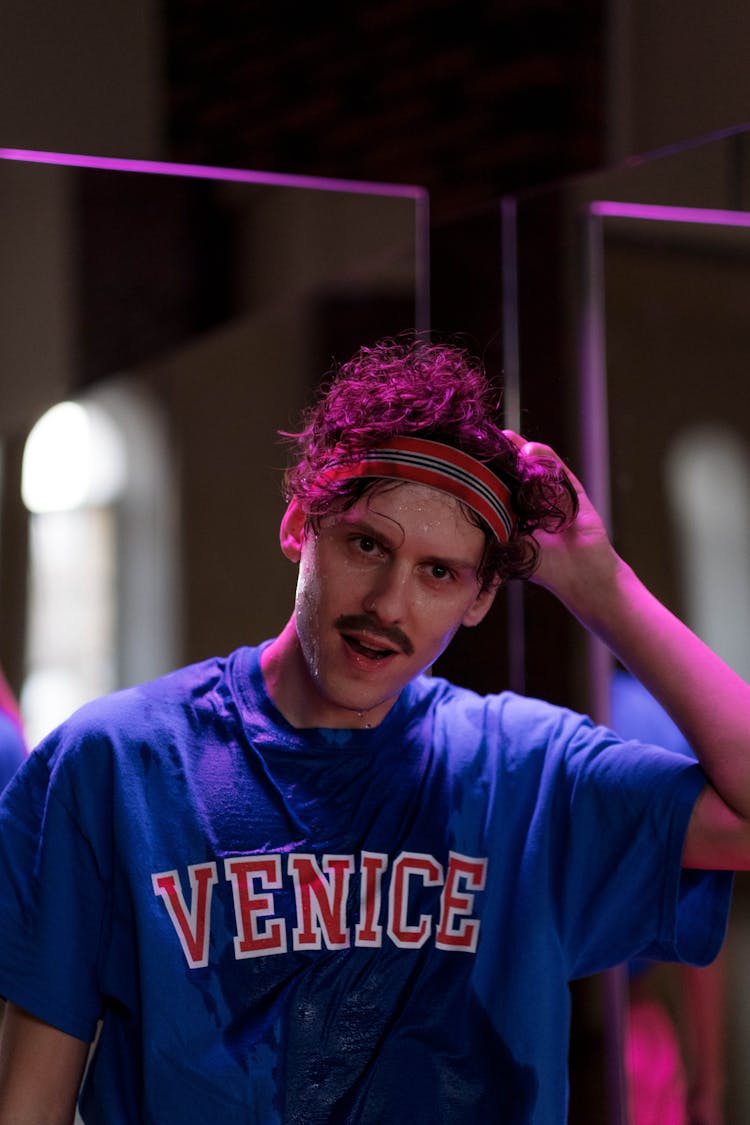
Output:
[
  {"xmin": 505, "ymin": 124, "xmax": 750, "ymax": 1123},
  {"xmin": 0, "ymin": 148, "xmax": 427, "ymax": 738}
]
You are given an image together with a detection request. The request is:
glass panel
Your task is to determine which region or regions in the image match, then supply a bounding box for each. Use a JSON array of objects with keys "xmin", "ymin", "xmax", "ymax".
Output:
[
  {"xmin": 505, "ymin": 124, "xmax": 750, "ymax": 1125},
  {"xmin": 0, "ymin": 149, "xmax": 428, "ymax": 704}
]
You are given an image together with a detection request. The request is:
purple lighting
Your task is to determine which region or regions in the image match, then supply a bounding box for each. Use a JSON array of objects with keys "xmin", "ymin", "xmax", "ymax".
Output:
[
  {"xmin": 590, "ymin": 200, "xmax": 750, "ymax": 228},
  {"xmin": 0, "ymin": 147, "xmax": 427, "ymax": 201}
]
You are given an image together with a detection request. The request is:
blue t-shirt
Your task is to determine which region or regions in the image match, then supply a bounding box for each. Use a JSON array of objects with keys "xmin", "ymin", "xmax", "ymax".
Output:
[{"xmin": 0, "ymin": 645, "xmax": 731, "ymax": 1124}]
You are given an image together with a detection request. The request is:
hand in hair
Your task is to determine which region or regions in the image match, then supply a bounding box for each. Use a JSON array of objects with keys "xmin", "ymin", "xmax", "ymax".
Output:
[{"xmin": 502, "ymin": 433, "xmax": 616, "ymax": 612}]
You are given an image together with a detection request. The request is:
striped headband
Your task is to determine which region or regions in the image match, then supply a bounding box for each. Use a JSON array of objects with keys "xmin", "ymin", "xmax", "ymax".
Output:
[{"xmin": 321, "ymin": 436, "xmax": 515, "ymax": 543}]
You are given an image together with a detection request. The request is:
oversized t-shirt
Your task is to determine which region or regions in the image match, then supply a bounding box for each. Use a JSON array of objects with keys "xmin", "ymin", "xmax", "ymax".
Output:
[{"xmin": 0, "ymin": 645, "xmax": 732, "ymax": 1123}]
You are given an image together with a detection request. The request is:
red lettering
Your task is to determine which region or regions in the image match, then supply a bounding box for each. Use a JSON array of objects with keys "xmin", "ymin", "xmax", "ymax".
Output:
[
  {"xmin": 387, "ymin": 853, "xmax": 443, "ymax": 948},
  {"xmin": 152, "ymin": 850, "xmax": 488, "ymax": 965},
  {"xmin": 152, "ymin": 863, "xmax": 218, "ymax": 968},
  {"xmin": 289, "ymin": 854, "xmax": 354, "ymax": 950},
  {"xmin": 435, "ymin": 853, "xmax": 487, "ymax": 952},
  {"xmin": 225, "ymin": 855, "xmax": 287, "ymax": 958},
  {"xmin": 355, "ymin": 852, "xmax": 388, "ymax": 946}
]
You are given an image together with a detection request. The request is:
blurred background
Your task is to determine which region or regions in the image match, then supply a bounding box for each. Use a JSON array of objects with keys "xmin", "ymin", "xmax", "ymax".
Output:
[{"xmin": 1, "ymin": 2, "xmax": 750, "ymax": 1121}]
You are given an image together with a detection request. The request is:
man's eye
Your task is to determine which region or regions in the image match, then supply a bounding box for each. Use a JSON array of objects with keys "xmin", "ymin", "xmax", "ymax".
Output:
[
  {"xmin": 429, "ymin": 564, "xmax": 452, "ymax": 581},
  {"xmin": 356, "ymin": 535, "xmax": 377, "ymax": 553}
]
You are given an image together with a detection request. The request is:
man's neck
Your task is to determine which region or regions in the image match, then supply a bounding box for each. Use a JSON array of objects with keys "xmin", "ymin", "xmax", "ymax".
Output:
[{"xmin": 259, "ymin": 619, "xmax": 394, "ymax": 731}]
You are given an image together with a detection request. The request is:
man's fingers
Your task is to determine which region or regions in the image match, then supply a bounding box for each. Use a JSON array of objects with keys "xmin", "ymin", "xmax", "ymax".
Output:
[
  {"xmin": 503, "ymin": 431, "xmax": 588, "ymax": 499},
  {"xmin": 501, "ymin": 428, "xmax": 526, "ymax": 450},
  {"xmin": 503, "ymin": 430, "xmax": 560, "ymax": 462}
]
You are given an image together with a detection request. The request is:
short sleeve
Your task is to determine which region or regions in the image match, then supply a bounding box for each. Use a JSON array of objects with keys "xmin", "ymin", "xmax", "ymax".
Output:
[
  {"xmin": 556, "ymin": 717, "xmax": 733, "ymax": 978},
  {"xmin": 492, "ymin": 692, "xmax": 733, "ymax": 982},
  {"xmin": 0, "ymin": 738, "xmax": 109, "ymax": 1042}
]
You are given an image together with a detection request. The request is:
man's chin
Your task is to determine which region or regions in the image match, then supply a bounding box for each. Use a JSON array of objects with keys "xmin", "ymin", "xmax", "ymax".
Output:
[{"xmin": 310, "ymin": 682, "xmax": 400, "ymax": 728}]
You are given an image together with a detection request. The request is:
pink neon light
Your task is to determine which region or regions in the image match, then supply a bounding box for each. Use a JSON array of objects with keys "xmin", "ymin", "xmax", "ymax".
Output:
[
  {"xmin": 0, "ymin": 147, "xmax": 427, "ymax": 201},
  {"xmin": 591, "ymin": 200, "xmax": 750, "ymax": 228}
]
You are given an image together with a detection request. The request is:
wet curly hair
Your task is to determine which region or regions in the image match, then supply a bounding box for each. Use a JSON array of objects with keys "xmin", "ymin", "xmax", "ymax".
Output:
[{"xmin": 283, "ymin": 334, "xmax": 578, "ymax": 586}]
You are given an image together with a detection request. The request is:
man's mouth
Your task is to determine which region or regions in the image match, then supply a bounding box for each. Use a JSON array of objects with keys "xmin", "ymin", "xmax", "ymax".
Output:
[
  {"xmin": 334, "ymin": 615, "xmax": 414, "ymax": 659},
  {"xmin": 341, "ymin": 633, "xmax": 398, "ymax": 661}
]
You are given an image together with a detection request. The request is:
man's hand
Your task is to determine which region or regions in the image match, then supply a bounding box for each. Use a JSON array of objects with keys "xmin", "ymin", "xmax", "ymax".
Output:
[{"xmin": 503, "ymin": 432, "xmax": 618, "ymax": 614}]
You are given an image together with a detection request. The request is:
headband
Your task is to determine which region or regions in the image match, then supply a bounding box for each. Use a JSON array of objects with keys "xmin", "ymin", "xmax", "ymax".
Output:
[{"xmin": 320, "ymin": 436, "xmax": 515, "ymax": 543}]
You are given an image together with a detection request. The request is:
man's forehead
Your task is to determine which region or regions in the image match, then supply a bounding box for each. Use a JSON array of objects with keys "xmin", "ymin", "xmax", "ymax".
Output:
[
  {"xmin": 346, "ymin": 478, "xmax": 476, "ymax": 519},
  {"xmin": 325, "ymin": 481, "xmax": 487, "ymax": 556}
]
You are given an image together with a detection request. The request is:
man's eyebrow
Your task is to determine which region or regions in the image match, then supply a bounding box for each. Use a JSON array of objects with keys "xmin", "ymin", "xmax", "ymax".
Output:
[{"xmin": 333, "ymin": 513, "xmax": 395, "ymax": 544}]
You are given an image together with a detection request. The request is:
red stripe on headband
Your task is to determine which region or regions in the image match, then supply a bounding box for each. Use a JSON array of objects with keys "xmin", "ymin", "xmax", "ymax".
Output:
[{"xmin": 320, "ymin": 436, "xmax": 515, "ymax": 543}]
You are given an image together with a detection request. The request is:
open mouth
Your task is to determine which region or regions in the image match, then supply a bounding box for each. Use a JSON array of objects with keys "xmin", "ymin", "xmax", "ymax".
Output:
[
  {"xmin": 335, "ymin": 615, "xmax": 414, "ymax": 659},
  {"xmin": 341, "ymin": 633, "xmax": 398, "ymax": 661}
]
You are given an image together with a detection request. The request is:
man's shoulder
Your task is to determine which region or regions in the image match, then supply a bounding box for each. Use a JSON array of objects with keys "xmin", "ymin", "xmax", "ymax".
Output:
[
  {"xmin": 36, "ymin": 648, "xmax": 254, "ymax": 764},
  {"xmin": 423, "ymin": 673, "xmax": 574, "ymax": 722},
  {"xmin": 421, "ymin": 674, "xmax": 598, "ymax": 754}
]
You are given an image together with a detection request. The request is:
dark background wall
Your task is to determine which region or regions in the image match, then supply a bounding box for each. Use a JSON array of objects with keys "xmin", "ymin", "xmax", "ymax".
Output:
[
  {"xmin": 162, "ymin": 0, "xmax": 608, "ymax": 408},
  {"xmin": 4, "ymin": 0, "xmax": 750, "ymax": 212},
  {"xmin": 163, "ymin": 0, "xmax": 605, "ymax": 223}
]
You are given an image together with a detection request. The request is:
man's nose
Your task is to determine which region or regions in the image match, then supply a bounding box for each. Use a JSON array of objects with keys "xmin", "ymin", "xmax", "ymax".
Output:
[{"xmin": 363, "ymin": 563, "xmax": 411, "ymax": 623}]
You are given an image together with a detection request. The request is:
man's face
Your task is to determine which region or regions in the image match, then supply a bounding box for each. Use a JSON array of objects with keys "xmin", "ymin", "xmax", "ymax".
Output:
[{"xmin": 281, "ymin": 481, "xmax": 496, "ymax": 728}]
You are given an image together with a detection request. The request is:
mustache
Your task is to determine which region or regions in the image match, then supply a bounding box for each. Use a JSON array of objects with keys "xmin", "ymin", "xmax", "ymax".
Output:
[{"xmin": 335, "ymin": 615, "xmax": 414, "ymax": 657}]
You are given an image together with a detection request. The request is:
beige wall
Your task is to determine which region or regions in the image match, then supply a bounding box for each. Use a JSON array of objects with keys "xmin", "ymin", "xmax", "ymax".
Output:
[{"xmin": 607, "ymin": 0, "xmax": 750, "ymax": 162}]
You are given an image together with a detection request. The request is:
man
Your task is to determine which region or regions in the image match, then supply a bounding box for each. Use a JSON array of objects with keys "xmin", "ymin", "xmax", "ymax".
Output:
[{"xmin": 0, "ymin": 336, "xmax": 747, "ymax": 1124}]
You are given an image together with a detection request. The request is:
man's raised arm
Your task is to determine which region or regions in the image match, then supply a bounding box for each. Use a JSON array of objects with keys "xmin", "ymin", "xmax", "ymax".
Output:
[{"xmin": 516, "ymin": 437, "xmax": 750, "ymax": 871}]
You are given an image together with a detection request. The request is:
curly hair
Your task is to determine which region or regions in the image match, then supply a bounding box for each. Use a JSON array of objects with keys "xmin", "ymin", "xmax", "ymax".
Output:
[{"xmin": 283, "ymin": 334, "xmax": 578, "ymax": 585}]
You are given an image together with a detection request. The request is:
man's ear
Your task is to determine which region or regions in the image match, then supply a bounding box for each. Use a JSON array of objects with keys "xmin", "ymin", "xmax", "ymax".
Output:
[
  {"xmin": 461, "ymin": 582, "xmax": 500, "ymax": 628},
  {"xmin": 279, "ymin": 497, "xmax": 308, "ymax": 562}
]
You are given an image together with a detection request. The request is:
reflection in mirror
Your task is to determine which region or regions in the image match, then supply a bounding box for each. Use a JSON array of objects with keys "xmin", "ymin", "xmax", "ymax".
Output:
[
  {"xmin": 0, "ymin": 149, "xmax": 427, "ymax": 738},
  {"xmin": 665, "ymin": 425, "xmax": 750, "ymax": 672},
  {"xmin": 504, "ymin": 123, "xmax": 750, "ymax": 1125},
  {"xmin": 588, "ymin": 203, "xmax": 750, "ymax": 1125}
]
